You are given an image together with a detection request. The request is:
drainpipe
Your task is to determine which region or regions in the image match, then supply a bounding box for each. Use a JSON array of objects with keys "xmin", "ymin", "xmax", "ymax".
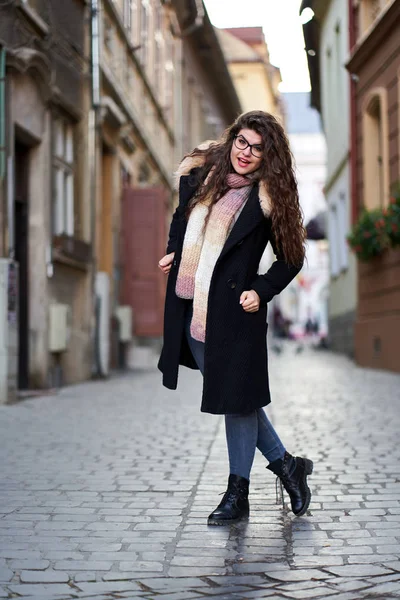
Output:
[
  {"xmin": 91, "ymin": 0, "xmax": 101, "ymax": 109},
  {"xmin": 0, "ymin": 47, "xmax": 6, "ymax": 255},
  {"xmin": 348, "ymin": 0, "xmax": 358, "ymax": 225},
  {"xmin": 0, "ymin": 47, "xmax": 5, "ymax": 182},
  {"xmin": 175, "ymin": 40, "xmax": 184, "ymax": 162},
  {"xmin": 89, "ymin": 0, "xmax": 100, "ymax": 249},
  {"xmin": 90, "ymin": 0, "xmax": 101, "ymax": 375},
  {"xmin": 0, "ymin": 47, "xmax": 14, "ymax": 259}
]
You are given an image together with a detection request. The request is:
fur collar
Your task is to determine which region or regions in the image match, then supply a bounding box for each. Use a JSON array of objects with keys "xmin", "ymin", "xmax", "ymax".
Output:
[{"xmin": 174, "ymin": 141, "xmax": 272, "ymax": 217}]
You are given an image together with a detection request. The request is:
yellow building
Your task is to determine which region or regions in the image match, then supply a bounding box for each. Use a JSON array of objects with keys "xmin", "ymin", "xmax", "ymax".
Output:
[
  {"xmin": 216, "ymin": 26, "xmax": 284, "ymax": 295},
  {"xmin": 216, "ymin": 27, "xmax": 282, "ymax": 120}
]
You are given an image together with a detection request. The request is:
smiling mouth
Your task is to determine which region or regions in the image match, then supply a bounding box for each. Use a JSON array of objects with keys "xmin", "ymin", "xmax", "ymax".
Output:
[{"xmin": 238, "ymin": 157, "xmax": 250, "ymax": 166}]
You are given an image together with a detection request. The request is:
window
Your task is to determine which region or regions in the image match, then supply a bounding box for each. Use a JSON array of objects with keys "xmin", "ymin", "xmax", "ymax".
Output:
[
  {"xmin": 121, "ymin": 164, "xmax": 132, "ymax": 188},
  {"xmin": 325, "ymin": 47, "xmax": 333, "ymax": 141},
  {"xmin": 362, "ymin": 89, "xmax": 389, "ymax": 210},
  {"xmin": 337, "ymin": 192, "xmax": 349, "ymax": 271},
  {"xmin": 154, "ymin": 9, "xmax": 164, "ymax": 99},
  {"xmin": 130, "ymin": 0, "xmax": 139, "ymax": 46},
  {"xmin": 53, "ymin": 119, "xmax": 75, "ymax": 236},
  {"xmin": 123, "ymin": 0, "xmax": 132, "ymax": 31},
  {"xmin": 139, "ymin": 161, "xmax": 150, "ymax": 184},
  {"xmin": 164, "ymin": 29, "xmax": 174, "ymax": 119},
  {"xmin": 328, "ymin": 192, "xmax": 349, "ymax": 277},
  {"xmin": 104, "ymin": 16, "xmax": 115, "ymax": 54},
  {"xmin": 140, "ymin": 0, "xmax": 150, "ymax": 69},
  {"xmin": 328, "ymin": 204, "xmax": 340, "ymax": 277},
  {"xmin": 122, "ymin": 50, "xmax": 130, "ymax": 89},
  {"xmin": 334, "ymin": 22, "xmax": 344, "ymax": 111}
]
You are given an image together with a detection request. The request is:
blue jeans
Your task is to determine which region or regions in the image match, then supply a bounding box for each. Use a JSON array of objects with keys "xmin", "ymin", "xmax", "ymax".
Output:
[{"xmin": 185, "ymin": 303, "xmax": 286, "ymax": 480}]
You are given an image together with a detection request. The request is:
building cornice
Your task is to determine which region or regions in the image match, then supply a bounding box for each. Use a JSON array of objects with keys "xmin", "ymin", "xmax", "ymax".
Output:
[
  {"xmin": 101, "ymin": 62, "xmax": 172, "ymax": 189},
  {"xmin": 6, "ymin": 47, "xmax": 83, "ymax": 121},
  {"xmin": 300, "ymin": 0, "xmax": 330, "ymax": 21},
  {"xmin": 346, "ymin": 0, "xmax": 400, "ymax": 73},
  {"xmin": 16, "ymin": 0, "xmax": 49, "ymax": 37},
  {"xmin": 173, "ymin": 0, "xmax": 242, "ymax": 122},
  {"xmin": 300, "ymin": 0, "xmax": 334, "ymax": 113},
  {"xmin": 300, "ymin": 0, "xmax": 320, "ymax": 112},
  {"xmin": 227, "ymin": 58, "xmax": 262, "ymax": 65}
]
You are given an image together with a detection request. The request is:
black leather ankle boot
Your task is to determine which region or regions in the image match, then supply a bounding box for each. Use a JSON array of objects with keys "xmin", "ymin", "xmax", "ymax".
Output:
[
  {"xmin": 267, "ymin": 451, "xmax": 313, "ymax": 517},
  {"xmin": 207, "ymin": 474, "xmax": 249, "ymax": 526}
]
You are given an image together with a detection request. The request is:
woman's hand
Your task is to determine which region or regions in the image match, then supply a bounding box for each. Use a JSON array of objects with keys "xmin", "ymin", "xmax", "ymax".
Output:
[
  {"xmin": 240, "ymin": 290, "xmax": 261, "ymax": 313},
  {"xmin": 158, "ymin": 252, "xmax": 175, "ymax": 275}
]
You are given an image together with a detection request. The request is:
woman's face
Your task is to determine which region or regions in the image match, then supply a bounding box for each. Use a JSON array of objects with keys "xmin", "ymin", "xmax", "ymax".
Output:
[{"xmin": 230, "ymin": 128, "xmax": 263, "ymax": 176}]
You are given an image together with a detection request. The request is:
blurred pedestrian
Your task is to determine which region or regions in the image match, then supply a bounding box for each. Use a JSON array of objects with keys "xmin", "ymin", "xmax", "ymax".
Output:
[
  {"xmin": 305, "ymin": 316, "xmax": 314, "ymax": 336},
  {"xmin": 158, "ymin": 111, "xmax": 313, "ymax": 525}
]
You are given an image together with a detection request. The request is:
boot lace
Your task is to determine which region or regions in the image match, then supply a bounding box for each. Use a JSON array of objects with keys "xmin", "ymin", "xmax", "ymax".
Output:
[{"xmin": 219, "ymin": 485, "xmax": 247, "ymax": 504}]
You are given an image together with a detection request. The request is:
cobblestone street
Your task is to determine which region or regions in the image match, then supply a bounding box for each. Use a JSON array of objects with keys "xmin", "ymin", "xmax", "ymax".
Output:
[{"xmin": 1, "ymin": 345, "xmax": 400, "ymax": 599}]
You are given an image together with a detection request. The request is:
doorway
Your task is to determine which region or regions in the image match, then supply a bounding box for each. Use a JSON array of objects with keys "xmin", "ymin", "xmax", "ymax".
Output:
[{"xmin": 14, "ymin": 141, "xmax": 30, "ymax": 389}]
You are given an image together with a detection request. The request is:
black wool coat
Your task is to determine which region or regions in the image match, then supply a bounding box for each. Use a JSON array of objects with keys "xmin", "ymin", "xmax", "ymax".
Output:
[{"xmin": 158, "ymin": 167, "xmax": 302, "ymax": 415}]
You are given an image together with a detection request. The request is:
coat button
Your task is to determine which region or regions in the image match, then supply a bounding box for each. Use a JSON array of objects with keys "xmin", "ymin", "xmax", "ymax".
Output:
[
  {"xmin": 227, "ymin": 279, "xmax": 236, "ymax": 289},
  {"xmin": 173, "ymin": 260, "xmax": 177, "ymax": 266}
]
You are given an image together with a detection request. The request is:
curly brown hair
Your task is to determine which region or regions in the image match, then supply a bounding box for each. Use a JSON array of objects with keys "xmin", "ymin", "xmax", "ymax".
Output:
[{"xmin": 186, "ymin": 110, "xmax": 306, "ymax": 267}]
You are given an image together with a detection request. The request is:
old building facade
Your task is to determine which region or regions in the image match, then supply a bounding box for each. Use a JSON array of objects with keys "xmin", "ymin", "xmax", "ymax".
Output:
[
  {"xmin": 216, "ymin": 27, "xmax": 282, "ymax": 120},
  {"xmin": 347, "ymin": 0, "xmax": 400, "ymax": 372},
  {"xmin": 0, "ymin": 0, "xmax": 241, "ymax": 402},
  {"xmin": 302, "ymin": 0, "xmax": 400, "ymax": 370},
  {"xmin": 97, "ymin": 0, "xmax": 241, "ymax": 373},
  {"xmin": 0, "ymin": 0, "xmax": 93, "ymax": 403},
  {"xmin": 301, "ymin": 0, "xmax": 357, "ymax": 357}
]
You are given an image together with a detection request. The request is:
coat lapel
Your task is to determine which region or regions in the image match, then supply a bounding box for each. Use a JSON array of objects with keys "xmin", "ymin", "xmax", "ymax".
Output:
[{"xmin": 218, "ymin": 185, "xmax": 264, "ymax": 261}]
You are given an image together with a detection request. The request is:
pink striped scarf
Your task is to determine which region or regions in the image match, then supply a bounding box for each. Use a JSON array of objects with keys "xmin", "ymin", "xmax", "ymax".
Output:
[{"xmin": 176, "ymin": 173, "xmax": 252, "ymax": 342}]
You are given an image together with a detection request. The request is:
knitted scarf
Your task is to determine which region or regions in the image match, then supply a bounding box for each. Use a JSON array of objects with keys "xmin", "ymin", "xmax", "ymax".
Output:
[{"xmin": 176, "ymin": 173, "xmax": 252, "ymax": 342}]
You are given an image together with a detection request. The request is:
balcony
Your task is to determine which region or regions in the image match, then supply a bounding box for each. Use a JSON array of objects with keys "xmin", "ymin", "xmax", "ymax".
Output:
[{"xmin": 53, "ymin": 235, "xmax": 91, "ymax": 271}]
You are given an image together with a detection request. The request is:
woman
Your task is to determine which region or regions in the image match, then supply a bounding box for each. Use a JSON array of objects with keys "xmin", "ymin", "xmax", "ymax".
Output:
[{"xmin": 158, "ymin": 111, "xmax": 313, "ymax": 526}]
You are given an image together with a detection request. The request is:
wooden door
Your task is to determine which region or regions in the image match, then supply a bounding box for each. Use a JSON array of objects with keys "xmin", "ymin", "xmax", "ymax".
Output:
[
  {"xmin": 121, "ymin": 186, "xmax": 168, "ymax": 337},
  {"xmin": 14, "ymin": 141, "xmax": 30, "ymax": 389}
]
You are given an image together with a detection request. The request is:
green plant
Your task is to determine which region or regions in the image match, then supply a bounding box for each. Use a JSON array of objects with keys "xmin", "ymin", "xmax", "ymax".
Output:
[
  {"xmin": 385, "ymin": 186, "xmax": 400, "ymax": 246},
  {"xmin": 347, "ymin": 184, "xmax": 400, "ymax": 262}
]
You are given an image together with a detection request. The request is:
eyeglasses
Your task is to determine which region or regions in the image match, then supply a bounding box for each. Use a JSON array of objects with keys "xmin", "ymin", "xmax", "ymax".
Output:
[{"xmin": 233, "ymin": 135, "xmax": 263, "ymax": 158}]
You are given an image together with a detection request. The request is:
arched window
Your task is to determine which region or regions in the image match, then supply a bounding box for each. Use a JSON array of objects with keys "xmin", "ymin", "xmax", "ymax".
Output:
[{"xmin": 362, "ymin": 89, "xmax": 389, "ymax": 210}]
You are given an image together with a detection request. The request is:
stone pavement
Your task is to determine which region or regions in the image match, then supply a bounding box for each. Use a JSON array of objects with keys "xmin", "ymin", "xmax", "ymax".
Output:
[{"xmin": 1, "ymin": 344, "xmax": 400, "ymax": 600}]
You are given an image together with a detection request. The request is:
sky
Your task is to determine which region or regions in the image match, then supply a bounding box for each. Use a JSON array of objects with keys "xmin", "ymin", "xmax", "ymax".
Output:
[{"xmin": 203, "ymin": 0, "xmax": 311, "ymax": 92}]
